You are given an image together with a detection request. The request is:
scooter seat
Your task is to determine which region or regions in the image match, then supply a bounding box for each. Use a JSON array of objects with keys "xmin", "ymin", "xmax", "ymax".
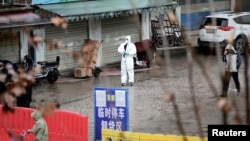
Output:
[
  {"xmin": 37, "ymin": 61, "xmax": 47, "ymax": 65},
  {"xmin": 46, "ymin": 62, "xmax": 59, "ymax": 66}
]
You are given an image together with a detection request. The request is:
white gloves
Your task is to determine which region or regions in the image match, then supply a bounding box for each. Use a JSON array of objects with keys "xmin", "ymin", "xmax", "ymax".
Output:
[{"xmin": 123, "ymin": 51, "xmax": 129, "ymax": 57}]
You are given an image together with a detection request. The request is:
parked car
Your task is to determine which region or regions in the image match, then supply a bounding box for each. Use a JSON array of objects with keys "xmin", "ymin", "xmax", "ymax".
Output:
[{"xmin": 197, "ymin": 11, "xmax": 250, "ymax": 54}]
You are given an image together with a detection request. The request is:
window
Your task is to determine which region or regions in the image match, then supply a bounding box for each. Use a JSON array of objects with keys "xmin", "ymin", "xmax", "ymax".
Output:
[
  {"xmin": 234, "ymin": 15, "xmax": 250, "ymax": 24},
  {"xmin": 204, "ymin": 18, "xmax": 228, "ymax": 26}
]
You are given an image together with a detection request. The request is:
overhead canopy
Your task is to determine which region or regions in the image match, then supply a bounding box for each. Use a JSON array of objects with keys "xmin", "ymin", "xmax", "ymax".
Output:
[
  {"xmin": 35, "ymin": 0, "xmax": 178, "ymax": 21},
  {"xmin": 0, "ymin": 11, "xmax": 51, "ymax": 29}
]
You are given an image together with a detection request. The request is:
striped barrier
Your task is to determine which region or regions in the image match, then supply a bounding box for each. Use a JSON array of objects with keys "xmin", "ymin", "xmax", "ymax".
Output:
[
  {"xmin": 102, "ymin": 129, "xmax": 208, "ymax": 141},
  {"xmin": 0, "ymin": 105, "xmax": 88, "ymax": 141}
]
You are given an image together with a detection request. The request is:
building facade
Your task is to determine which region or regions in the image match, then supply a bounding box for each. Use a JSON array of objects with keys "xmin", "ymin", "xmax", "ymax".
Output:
[
  {"xmin": 0, "ymin": 4, "xmax": 51, "ymax": 64},
  {"xmin": 34, "ymin": 0, "xmax": 179, "ymax": 72},
  {"xmin": 1, "ymin": 0, "xmax": 234, "ymax": 74}
]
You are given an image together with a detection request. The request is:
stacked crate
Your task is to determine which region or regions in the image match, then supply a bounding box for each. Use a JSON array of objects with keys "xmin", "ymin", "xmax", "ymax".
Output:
[{"xmin": 74, "ymin": 40, "xmax": 100, "ymax": 78}]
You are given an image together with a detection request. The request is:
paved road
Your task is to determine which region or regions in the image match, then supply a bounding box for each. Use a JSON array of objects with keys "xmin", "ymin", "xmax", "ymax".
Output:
[{"xmin": 32, "ymin": 52, "xmax": 249, "ymax": 141}]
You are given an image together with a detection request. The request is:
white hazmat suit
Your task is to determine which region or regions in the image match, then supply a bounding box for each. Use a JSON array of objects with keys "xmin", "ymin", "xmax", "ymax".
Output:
[{"xmin": 118, "ymin": 35, "xmax": 137, "ymax": 86}]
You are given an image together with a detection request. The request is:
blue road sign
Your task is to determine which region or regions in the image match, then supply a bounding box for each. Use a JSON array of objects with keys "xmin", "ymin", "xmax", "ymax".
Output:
[{"xmin": 94, "ymin": 87, "xmax": 129, "ymax": 141}]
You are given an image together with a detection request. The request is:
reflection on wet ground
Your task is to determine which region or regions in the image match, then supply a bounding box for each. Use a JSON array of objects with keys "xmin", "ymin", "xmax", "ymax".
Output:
[{"xmin": 31, "ymin": 54, "xmax": 249, "ymax": 140}]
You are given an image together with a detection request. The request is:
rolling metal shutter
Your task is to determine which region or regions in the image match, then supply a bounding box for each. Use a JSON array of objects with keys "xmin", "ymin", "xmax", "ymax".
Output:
[
  {"xmin": 181, "ymin": 0, "xmax": 230, "ymax": 31},
  {"xmin": 101, "ymin": 15, "xmax": 141, "ymax": 65},
  {"xmin": 0, "ymin": 32, "xmax": 19, "ymax": 63},
  {"xmin": 45, "ymin": 21, "xmax": 88, "ymax": 71},
  {"xmin": 180, "ymin": 0, "xmax": 230, "ymax": 46}
]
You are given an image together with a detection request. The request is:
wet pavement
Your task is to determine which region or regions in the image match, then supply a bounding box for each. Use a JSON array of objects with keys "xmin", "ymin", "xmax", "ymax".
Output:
[{"xmin": 31, "ymin": 52, "xmax": 249, "ymax": 141}]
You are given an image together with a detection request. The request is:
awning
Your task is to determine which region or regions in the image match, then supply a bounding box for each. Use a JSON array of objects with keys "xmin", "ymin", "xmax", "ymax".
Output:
[
  {"xmin": 35, "ymin": 0, "xmax": 178, "ymax": 21},
  {"xmin": 0, "ymin": 11, "xmax": 51, "ymax": 29}
]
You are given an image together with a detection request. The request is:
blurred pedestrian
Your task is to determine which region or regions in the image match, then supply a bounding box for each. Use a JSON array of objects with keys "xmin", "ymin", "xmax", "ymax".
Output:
[
  {"xmin": 27, "ymin": 110, "xmax": 48, "ymax": 141},
  {"xmin": 118, "ymin": 35, "xmax": 137, "ymax": 86},
  {"xmin": 221, "ymin": 44, "xmax": 241, "ymax": 97},
  {"xmin": 23, "ymin": 55, "xmax": 34, "ymax": 72},
  {"xmin": 0, "ymin": 60, "xmax": 17, "ymax": 84},
  {"xmin": 16, "ymin": 55, "xmax": 34, "ymax": 108}
]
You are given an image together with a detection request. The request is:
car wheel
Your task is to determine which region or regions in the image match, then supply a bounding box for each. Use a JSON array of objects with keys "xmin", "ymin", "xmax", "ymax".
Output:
[
  {"xmin": 146, "ymin": 60, "xmax": 150, "ymax": 68},
  {"xmin": 235, "ymin": 37, "xmax": 248, "ymax": 54}
]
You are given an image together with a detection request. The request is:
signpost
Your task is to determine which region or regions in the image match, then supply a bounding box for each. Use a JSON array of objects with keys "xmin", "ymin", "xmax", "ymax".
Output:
[{"xmin": 94, "ymin": 87, "xmax": 129, "ymax": 141}]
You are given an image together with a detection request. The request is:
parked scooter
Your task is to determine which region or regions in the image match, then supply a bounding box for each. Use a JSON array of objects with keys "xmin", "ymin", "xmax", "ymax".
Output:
[{"xmin": 23, "ymin": 55, "xmax": 60, "ymax": 84}]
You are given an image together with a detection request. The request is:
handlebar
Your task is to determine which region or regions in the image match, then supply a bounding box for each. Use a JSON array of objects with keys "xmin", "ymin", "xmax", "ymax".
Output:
[
  {"xmin": 19, "ymin": 130, "xmax": 30, "ymax": 137},
  {"xmin": 20, "ymin": 131, "xmax": 27, "ymax": 137},
  {"xmin": 37, "ymin": 61, "xmax": 47, "ymax": 65}
]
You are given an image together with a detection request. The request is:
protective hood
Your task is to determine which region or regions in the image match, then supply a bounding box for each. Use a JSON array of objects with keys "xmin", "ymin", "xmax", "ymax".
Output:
[
  {"xmin": 31, "ymin": 110, "xmax": 43, "ymax": 121},
  {"xmin": 125, "ymin": 35, "xmax": 131, "ymax": 43},
  {"xmin": 225, "ymin": 44, "xmax": 236, "ymax": 53}
]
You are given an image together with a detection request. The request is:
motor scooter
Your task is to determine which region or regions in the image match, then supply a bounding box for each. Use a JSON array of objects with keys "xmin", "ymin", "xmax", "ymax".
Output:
[{"xmin": 24, "ymin": 55, "xmax": 60, "ymax": 84}]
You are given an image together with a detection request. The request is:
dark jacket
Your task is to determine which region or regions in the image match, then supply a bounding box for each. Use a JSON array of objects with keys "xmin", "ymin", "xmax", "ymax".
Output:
[{"xmin": 236, "ymin": 50, "xmax": 242, "ymax": 70}]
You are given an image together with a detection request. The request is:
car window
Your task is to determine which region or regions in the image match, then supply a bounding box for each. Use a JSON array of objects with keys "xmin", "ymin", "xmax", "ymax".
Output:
[
  {"xmin": 234, "ymin": 15, "xmax": 250, "ymax": 24},
  {"xmin": 203, "ymin": 17, "xmax": 228, "ymax": 26}
]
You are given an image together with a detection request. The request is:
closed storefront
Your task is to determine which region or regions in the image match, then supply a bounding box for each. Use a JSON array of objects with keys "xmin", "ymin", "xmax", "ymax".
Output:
[
  {"xmin": 234, "ymin": 0, "xmax": 250, "ymax": 12},
  {"xmin": 101, "ymin": 16, "xmax": 141, "ymax": 65},
  {"xmin": 45, "ymin": 21, "xmax": 88, "ymax": 71},
  {"xmin": 181, "ymin": 0, "xmax": 230, "ymax": 31},
  {"xmin": 0, "ymin": 9, "xmax": 51, "ymax": 65},
  {"xmin": 36, "ymin": 0, "xmax": 178, "ymax": 70},
  {"xmin": 0, "ymin": 32, "xmax": 19, "ymax": 63}
]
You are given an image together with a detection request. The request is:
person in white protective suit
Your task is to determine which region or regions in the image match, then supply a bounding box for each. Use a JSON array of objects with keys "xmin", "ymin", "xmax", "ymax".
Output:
[{"xmin": 118, "ymin": 35, "xmax": 137, "ymax": 86}]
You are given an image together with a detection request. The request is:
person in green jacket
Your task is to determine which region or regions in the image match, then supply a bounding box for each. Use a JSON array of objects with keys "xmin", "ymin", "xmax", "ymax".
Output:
[{"xmin": 27, "ymin": 110, "xmax": 48, "ymax": 141}]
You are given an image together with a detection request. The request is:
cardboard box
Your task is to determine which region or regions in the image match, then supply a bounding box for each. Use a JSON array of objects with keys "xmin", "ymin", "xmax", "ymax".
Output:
[
  {"xmin": 86, "ymin": 67, "xmax": 93, "ymax": 77},
  {"xmin": 74, "ymin": 67, "xmax": 87, "ymax": 78},
  {"xmin": 82, "ymin": 40, "xmax": 100, "ymax": 54},
  {"xmin": 90, "ymin": 48, "xmax": 98, "ymax": 56},
  {"xmin": 77, "ymin": 54, "xmax": 89, "ymax": 67},
  {"xmin": 85, "ymin": 60, "xmax": 95, "ymax": 69},
  {"xmin": 89, "ymin": 54, "xmax": 98, "ymax": 63}
]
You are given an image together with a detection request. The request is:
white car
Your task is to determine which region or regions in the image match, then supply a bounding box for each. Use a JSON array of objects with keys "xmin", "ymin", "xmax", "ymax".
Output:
[{"xmin": 197, "ymin": 11, "xmax": 250, "ymax": 54}]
